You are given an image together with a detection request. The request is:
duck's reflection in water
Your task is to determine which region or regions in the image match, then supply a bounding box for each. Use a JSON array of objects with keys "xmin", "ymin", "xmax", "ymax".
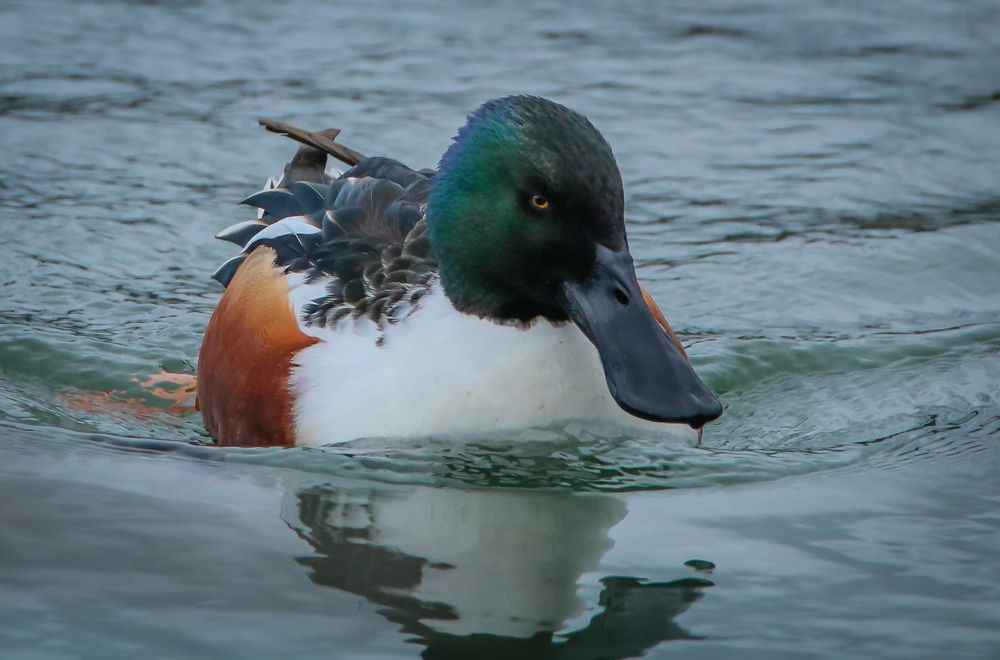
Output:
[{"xmin": 282, "ymin": 484, "xmax": 712, "ymax": 659}]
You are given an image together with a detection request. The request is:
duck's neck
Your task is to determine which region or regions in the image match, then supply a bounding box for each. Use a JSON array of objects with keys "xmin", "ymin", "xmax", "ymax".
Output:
[{"xmin": 431, "ymin": 227, "xmax": 563, "ymax": 324}]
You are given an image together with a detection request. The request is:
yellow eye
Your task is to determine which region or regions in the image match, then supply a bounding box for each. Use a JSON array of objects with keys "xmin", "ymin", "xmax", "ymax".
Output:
[{"xmin": 530, "ymin": 194, "xmax": 550, "ymax": 210}]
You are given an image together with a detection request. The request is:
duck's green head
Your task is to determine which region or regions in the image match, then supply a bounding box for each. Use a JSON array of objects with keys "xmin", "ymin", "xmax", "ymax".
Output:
[{"xmin": 428, "ymin": 95, "xmax": 722, "ymax": 428}]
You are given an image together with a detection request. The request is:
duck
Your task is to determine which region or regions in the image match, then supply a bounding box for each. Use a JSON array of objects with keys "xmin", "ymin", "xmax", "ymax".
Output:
[{"xmin": 197, "ymin": 95, "xmax": 722, "ymax": 447}]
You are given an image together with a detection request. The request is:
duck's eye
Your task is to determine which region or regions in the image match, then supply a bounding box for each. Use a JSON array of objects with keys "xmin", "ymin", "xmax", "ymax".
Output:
[{"xmin": 529, "ymin": 194, "xmax": 550, "ymax": 211}]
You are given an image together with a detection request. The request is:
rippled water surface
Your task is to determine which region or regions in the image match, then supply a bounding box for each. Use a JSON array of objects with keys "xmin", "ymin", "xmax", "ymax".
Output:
[{"xmin": 2, "ymin": 0, "xmax": 1000, "ymax": 657}]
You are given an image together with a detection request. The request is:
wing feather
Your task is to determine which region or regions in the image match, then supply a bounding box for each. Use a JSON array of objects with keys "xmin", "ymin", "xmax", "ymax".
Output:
[{"xmin": 211, "ymin": 123, "xmax": 439, "ymax": 331}]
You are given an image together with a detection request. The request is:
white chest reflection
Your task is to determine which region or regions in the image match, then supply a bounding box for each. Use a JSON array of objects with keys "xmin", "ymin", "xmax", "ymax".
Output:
[{"xmin": 282, "ymin": 483, "xmax": 712, "ymax": 656}]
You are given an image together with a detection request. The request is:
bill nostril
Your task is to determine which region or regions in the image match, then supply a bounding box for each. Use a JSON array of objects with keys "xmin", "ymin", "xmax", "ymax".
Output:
[{"xmin": 613, "ymin": 287, "xmax": 629, "ymax": 306}]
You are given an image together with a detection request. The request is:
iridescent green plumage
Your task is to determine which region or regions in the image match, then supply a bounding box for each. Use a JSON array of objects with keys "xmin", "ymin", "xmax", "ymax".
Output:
[{"xmin": 429, "ymin": 95, "xmax": 627, "ymax": 321}]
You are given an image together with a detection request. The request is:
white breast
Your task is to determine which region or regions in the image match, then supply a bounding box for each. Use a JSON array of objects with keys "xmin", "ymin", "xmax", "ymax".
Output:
[{"xmin": 288, "ymin": 284, "xmax": 697, "ymax": 446}]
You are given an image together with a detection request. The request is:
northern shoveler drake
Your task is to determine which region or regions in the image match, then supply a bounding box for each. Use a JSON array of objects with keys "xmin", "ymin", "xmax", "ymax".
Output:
[{"xmin": 198, "ymin": 96, "xmax": 722, "ymax": 447}]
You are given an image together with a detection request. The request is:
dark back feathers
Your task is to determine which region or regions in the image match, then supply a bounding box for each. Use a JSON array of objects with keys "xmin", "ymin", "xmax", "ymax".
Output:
[{"xmin": 214, "ymin": 130, "xmax": 440, "ymax": 332}]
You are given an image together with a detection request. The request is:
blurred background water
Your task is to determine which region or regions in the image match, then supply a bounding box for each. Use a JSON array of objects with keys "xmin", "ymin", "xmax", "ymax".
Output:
[{"xmin": 1, "ymin": 0, "xmax": 999, "ymax": 657}]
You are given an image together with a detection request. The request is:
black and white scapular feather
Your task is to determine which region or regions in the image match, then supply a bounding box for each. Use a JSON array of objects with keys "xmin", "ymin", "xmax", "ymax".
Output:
[{"xmin": 213, "ymin": 122, "xmax": 439, "ymax": 330}]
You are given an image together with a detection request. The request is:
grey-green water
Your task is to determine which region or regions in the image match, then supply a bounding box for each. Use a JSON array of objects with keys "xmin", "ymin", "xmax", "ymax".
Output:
[{"xmin": 2, "ymin": 1, "xmax": 1000, "ymax": 658}]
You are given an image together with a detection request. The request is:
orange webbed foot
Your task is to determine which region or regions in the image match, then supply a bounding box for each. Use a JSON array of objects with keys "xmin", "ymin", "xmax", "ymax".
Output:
[
  {"xmin": 136, "ymin": 372, "xmax": 199, "ymax": 412},
  {"xmin": 58, "ymin": 372, "xmax": 199, "ymax": 420}
]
